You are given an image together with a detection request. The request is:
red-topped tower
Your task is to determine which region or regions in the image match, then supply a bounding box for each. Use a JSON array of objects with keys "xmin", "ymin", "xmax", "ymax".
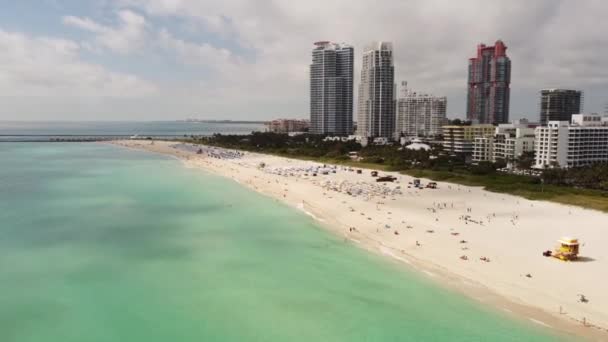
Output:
[{"xmin": 466, "ymin": 40, "xmax": 511, "ymax": 124}]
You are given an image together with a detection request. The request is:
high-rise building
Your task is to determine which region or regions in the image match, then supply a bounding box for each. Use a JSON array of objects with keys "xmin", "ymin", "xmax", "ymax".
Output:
[
  {"xmin": 309, "ymin": 41, "xmax": 354, "ymax": 135},
  {"xmin": 467, "ymin": 40, "xmax": 511, "ymax": 124},
  {"xmin": 534, "ymin": 114, "xmax": 608, "ymax": 168},
  {"xmin": 539, "ymin": 89, "xmax": 583, "ymax": 125},
  {"xmin": 357, "ymin": 41, "xmax": 395, "ymax": 139},
  {"xmin": 396, "ymin": 82, "xmax": 447, "ymax": 138}
]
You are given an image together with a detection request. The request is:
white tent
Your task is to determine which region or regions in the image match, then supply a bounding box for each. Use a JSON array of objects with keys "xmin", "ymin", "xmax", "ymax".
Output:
[{"xmin": 405, "ymin": 139, "xmax": 431, "ymax": 151}]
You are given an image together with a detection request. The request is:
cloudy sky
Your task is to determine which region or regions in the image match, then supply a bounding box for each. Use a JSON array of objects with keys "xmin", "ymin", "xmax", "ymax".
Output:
[{"xmin": 0, "ymin": 0, "xmax": 607, "ymax": 121}]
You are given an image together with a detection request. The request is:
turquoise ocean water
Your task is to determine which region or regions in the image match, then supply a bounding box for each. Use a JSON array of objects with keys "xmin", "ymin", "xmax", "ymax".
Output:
[{"xmin": 0, "ymin": 143, "xmax": 565, "ymax": 341}]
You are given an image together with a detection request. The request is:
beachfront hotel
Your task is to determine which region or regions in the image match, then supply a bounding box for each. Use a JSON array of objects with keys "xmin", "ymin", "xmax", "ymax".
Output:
[
  {"xmin": 309, "ymin": 41, "xmax": 354, "ymax": 136},
  {"xmin": 539, "ymin": 89, "xmax": 583, "ymax": 125},
  {"xmin": 467, "ymin": 40, "xmax": 511, "ymax": 124},
  {"xmin": 472, "ymin": 120, "xmax": 537, "ymax": 163},
  {"xmin": 442, "ymin": 124, "xmax": 495, "ymax": 154},
  {"xmin": 356, "ymin": 41, "xmax": 396, "ymax": 139},
  {"xmin": 534, "ymin": 113, "xmax": 608, "ymax": 168},
  {"xmin": 395, "ymin": 82, "xmax": 447, "ymax": 139}
]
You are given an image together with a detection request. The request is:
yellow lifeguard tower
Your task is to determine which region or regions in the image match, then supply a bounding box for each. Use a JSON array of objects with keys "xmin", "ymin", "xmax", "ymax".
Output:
[{"xmin": 553, "ymin": 237, "xmax": 580, "ymax": 261}]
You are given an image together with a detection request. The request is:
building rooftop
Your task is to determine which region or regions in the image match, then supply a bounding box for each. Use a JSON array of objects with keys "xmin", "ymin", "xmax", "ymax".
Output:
[
  {"xmin": 544, "ymin": 114, "xmax": 608, "ymax": 128},
  {"xmin": 442, "ymin": 124, "xmax": 495, "ymax": 129},
  {"xmin": 313, "ymin": 41, "xmax": 353, "ymax": 51},
  {"xmin": 541, "ymin": 88, "xmax": 582, "ymax": 93},
  {"xmin": 364, "ymin": 41, "xmax": 392, "ymax": 53}
]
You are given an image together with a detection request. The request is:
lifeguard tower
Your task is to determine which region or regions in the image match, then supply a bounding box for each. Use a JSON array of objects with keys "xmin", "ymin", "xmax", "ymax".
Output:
[{"xmin": 553, "ymin": 237, "xmax": 580, "ymax": 261}]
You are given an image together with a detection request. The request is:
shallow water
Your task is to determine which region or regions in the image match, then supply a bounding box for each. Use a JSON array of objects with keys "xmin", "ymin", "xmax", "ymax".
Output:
[{"xmin": 0, "ymin": 143, "xmax": 565, "ymax": 341}]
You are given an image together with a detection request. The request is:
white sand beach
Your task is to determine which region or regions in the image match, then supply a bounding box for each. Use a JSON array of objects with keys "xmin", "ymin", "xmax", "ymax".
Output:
[{"xmin": 112, "ymin": 140, "xmax": 608, "ymax": 340}]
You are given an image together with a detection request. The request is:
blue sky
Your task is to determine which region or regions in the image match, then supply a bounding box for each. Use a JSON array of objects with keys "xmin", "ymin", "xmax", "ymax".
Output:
[
  {"xmin": 0, "ymin": 1, "xmax": 249, "ymax": 83},
  {"xmin": 0, "ymin": 0, "xmax": 607, "ymax": 121}
]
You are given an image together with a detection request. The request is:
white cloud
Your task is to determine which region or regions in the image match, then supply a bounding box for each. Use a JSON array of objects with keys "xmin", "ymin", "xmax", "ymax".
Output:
[
  {"xmin": 62, "ymin": 16, "xmax": 106, "ymax": 32},
  {"xmin": 3, "ymin": 1, "xmax": 608, "ymax": 120},
  {"xmin": 156, "ymin": 28, "xmax": 237, "ymax": 73},
  {"xmin": 116, "ymin": 0, "xmax": 608, "ymax": 119},
  {"xmin": 63, "ymin": 10, "xmax": 147, "ymax": 54},
  {"xmin": 0, "ymin": 29, "xmax": 157, "ymax": 98}
]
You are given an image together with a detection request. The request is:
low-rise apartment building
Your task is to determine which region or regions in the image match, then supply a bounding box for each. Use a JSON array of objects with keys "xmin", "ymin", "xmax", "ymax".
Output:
[
  {"xmin": 442, "ymin": 124, "xmax": 495, "ymax": 154},
  {"xmin": 472, "ymin": 120, "xmax": 537, "ymax": 163},
  {"xmin": 534, "ymin": 114, "xmax": 608, "ymax": 168}
]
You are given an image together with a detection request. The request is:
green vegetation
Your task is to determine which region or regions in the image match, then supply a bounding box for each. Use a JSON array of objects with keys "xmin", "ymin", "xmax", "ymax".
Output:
[
  {"xmin": 187, "ymin": 132, "xmax": 608, "ymax": 212},
  {"xmin": 402, "ymin": 169, "xmax": 608, "ymax": 212},
  {"xmin": 191, "ymin": 132, "xmax": 359, "ymax": 158}
]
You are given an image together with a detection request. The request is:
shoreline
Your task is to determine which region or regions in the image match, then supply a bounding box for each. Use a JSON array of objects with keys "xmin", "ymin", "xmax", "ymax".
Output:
[
  {"xmin": 294, "ymin": 197, "xmax": 597, "ymax": 339},
  {"xmin": 110, "ymin": 140, "xmax": 608, "ymax": 340}
]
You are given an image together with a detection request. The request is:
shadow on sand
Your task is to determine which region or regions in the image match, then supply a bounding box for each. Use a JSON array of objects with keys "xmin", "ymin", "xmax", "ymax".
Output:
[{"xmin": 574, "ymin": 256, "xmax": 596, "ymax": 262}]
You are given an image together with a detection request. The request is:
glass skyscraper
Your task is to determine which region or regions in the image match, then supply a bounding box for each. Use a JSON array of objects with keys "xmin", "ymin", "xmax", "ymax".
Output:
[
  {"xmin": 540, "ymin": 89, "xmax": 583, "ymax": 125},
  {"xmin": 309, "ymin": 41, "xmax": 354, "ymax": 135},
  {"xmin": 467, "ymin": 40, "xmax": 511, "ymax": 124},
  {"xmin": 357, "ymin": 41, "xmax": 395, "ymax": 139}
]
